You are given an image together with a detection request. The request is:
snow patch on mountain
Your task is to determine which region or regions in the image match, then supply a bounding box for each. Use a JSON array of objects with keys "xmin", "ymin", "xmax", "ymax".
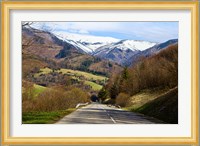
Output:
[
  {"xmin": 53, "ymin": 31, "xmax": 119, "ymax": 52},
  {"xmin": 55, "ymin": 34, "xmax": 92, "ymax": 53},
  {"xmin": 53, "ymin": 31, "xmax": 157, "ymax": 60},
  {"xmin": 118, "ymin": 40, "xmax": 157, "ymax": 51},
  {"xmin": 94, "ymin": 40, "xmax": 156, "ymax": 56}
]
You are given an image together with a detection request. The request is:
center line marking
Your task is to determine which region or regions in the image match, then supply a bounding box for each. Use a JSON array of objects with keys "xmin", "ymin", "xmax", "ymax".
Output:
[
  {"xmin": 99, "ymin": 105, "xmax": 117, "ymax": 124},
  {"xmin": 110, "ymin": 116, "xmax": 116, "ymax": 124}
]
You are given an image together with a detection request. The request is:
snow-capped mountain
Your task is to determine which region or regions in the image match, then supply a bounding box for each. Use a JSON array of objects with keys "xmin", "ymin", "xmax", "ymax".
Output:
[
  {"xmin": 52, "ymin": 31, "xmax": 177, "ymax": 66},
  {"xmin": 94, "ymin": 40, "xmax": 156, "ymax": 54},
  {"xmin": 55, "ymin": 35, "xmax": 93, "ymax": 54},
  {"xmin": 93, "ymin": 40, "xmax": 156, "ymax": 65},
  {"xmin": 53, "ymin": 31, "xmax": 119, "ymax": 53},
  {"xmin": 125, "ymin": 39, "xmax": 178, "ymax": 66}
]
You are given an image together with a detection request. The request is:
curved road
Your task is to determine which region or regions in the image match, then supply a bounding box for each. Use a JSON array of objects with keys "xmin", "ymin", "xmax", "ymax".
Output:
[{"xmin": 56, "ymin": 103, "xmax": 163, "ymax": 124}]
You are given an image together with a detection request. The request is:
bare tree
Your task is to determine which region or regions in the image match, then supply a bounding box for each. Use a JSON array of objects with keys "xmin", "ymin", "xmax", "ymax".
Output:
[
  {"xmin": 22, "ymin": 22, "xmax": 34, "ymax": 27},
  {"xmin": 22, "ymin": 22, "xmax": 44, "ymax": 51}
]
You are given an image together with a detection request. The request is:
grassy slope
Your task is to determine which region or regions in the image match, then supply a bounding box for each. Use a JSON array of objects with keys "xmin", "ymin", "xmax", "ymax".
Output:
[
  {"xmin": 57, "ymin": 68, "xmax": 108, "ymax": 81},
  {"xmin": 34, "ymin": 67, "xmax": 53, "ymax": 77},
  {"xmin": 34, "ymin": 67, "xmax": 107, "ymax": 91},
  {"xmin": 84, "ymin": 81, "xmax": 102, "ymax": 91},
  {"xmin": 34, "ymin": 67, "xmax": 107, "ymax": 81},
  {"xmin": 135, "ymin": 87, "xmax": 178, "ymax": 124},
  {"xmin": 33, "ymin": 84, "xmax": 46, "ymax": 96},
  {"xmin": 58, "ymin": 69, "xmax": 105, "ymax": 91},
  {"xmin": 22, "ymin": 109, "xmax": 75, "ymax": 124},
  {"xmin": 127, "ymin": 88, "xmax": 169, "ymax": 110}
]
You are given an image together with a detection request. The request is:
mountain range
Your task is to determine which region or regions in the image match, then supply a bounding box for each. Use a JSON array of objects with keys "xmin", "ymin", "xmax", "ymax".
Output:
[
  {"xmin": 22, "ymin": 27, "xmax": 178, "ymax": 70},
  {"xmin": 52, "ymin": 31, "xmax": 177, "ymax": 66}
]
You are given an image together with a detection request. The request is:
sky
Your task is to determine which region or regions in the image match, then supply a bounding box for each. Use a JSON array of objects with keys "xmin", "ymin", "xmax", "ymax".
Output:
[{"xmin": 31, "ymin": 22, "xmax": 178, "ymax": 43}]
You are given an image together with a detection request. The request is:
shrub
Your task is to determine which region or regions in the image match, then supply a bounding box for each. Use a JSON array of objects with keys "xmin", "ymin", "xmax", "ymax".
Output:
[
  {"xmin": 116, "ymin": 93, "xmax": 130, "ymax": 107},
  {"xmin": 34, "ymin": 89, "xmax": 68, "ymax": 112},
  {"xmin": 22, "ymin": 81, "xmax": 35, "ymax": 100},
  {"xmin": 65, "ymin": 88, "xmax": 89, "ymax": 108},
  {"xmin": 22, "ymin": 86, "xmax": 90, "ymax": 113}
]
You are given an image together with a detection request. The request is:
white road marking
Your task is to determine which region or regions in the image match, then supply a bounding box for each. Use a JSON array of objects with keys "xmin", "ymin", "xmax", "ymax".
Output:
[
  {"xmin": 98, "ymin": 104, "xmax": 117, "ymax": 124},
  {"xmin": 110, "ymin": 116, "xmax": 116, "ymax": 124}
]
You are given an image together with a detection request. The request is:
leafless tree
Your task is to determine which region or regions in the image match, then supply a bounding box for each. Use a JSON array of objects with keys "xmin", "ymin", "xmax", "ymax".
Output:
[{"xmin": 22, "ymin": 22, "xmax": 34, "ymax": 27}]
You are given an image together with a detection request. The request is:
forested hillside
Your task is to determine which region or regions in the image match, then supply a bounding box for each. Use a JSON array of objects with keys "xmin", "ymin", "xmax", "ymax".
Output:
[{"xmin": 98, "ymin": 44, "xmax": 178, "ymax": 123}]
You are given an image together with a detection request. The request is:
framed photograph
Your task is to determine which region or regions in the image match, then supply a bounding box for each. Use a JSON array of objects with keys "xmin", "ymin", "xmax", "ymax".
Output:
[{"xmin": 1, "ymin": 1, "xmax": 199, "ymax": 145}]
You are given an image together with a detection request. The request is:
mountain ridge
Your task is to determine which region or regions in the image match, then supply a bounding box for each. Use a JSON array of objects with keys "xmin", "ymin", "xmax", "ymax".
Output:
[
  {"xmin": 23, "ymin": 27, "xmax": 178, "ymax": 67},
  {"xmin": 51, "ymin": 30, "xmax": 177, "ymax": 66}
]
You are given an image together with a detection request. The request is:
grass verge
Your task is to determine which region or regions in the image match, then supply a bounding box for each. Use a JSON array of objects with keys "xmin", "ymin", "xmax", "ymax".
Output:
[{"xmin": 22, "ymin": 108, "xmax": 75, "ymax": 124}]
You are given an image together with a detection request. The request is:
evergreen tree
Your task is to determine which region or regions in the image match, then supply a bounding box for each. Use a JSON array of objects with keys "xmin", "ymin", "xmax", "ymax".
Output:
[
  {"xmin": 109, "ymin": 83, "xmax": 119, "ymax": 99},
  {"xmin": 98, "ymin": 88, "xmax": 108, "ymax": 102},
  {"xmin": 119, "ymin": 67, "xmax": 129, "ymax": 93},
  {"xmin": 122, "ymin": 67, "xmax": 129, "ymax": 80}
]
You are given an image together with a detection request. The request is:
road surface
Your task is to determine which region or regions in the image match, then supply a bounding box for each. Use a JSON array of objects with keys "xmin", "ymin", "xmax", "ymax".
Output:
[{"xmin": 56, "ymin": 103, "xmax": 163, "ymax": 124}]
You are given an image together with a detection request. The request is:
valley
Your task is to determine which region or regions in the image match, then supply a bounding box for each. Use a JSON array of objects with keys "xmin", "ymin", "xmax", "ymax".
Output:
[{"xmin": 22, "ymin": 22, "xmax": 178, "ymax": 124}]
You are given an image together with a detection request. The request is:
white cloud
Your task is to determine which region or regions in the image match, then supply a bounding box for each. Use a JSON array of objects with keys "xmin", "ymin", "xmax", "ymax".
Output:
[
  {"xmin": 78, "ymin": 30, "xmax": 89, "ymax": 34},
  {"xmin": 64, "ymin": 22, "xmax": 120, "ymax": 32},
  {"xmin": 30, "ymin": 22, "xmax": 178, "ymax": 42}
]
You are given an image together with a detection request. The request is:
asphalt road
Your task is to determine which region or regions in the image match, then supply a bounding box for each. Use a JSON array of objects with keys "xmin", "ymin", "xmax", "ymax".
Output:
[{"xmin": 56, "ymin": 103, "xmax": 163, "ymax": 124}]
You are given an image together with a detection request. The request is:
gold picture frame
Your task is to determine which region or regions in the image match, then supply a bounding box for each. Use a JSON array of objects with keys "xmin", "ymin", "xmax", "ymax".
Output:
[{"xmin": 1, "ymin": 1, "xmax": 199, "ymax": 145}]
